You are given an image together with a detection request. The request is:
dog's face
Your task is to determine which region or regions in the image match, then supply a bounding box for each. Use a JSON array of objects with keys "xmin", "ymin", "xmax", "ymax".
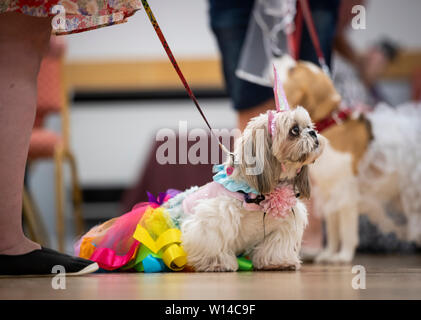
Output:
[
  {"xmin": 275, "ymin": 57, "xmax": 341, "ymax": 122},
  {"xmin": 231, "ymin": 107, "xmax": 325, "ymax": 197},
  {"xmin": 271, "ymin": 106, "xmax": 323, "ymax": 166}
]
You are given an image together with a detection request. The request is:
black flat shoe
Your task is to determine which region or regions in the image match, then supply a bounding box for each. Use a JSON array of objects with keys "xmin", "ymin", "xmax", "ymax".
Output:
[{"xmin": 0, "ymin": 247, "xmax": 98, "ymax": 276}]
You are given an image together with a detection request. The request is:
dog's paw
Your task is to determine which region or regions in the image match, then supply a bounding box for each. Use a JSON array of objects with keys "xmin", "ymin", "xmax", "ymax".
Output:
[
  {"xmin": 315, "ymin": 250, "xmax": 353, "ymax": 264},
  {"xmin": 256, "ymin": 263, "xmax": 299, "ymax": 271},
  {"xmin": 314, "ymin": 249, "xmax": 336, "ymax": 263},
  {"xmin": 188, "ymin": 254, "xmax": 239, "ymax": 272},
  {"xmin": 328, "ymin": 251, "xmax": 354, "ymax": 264},
  {"xmin": 300, "ymin": 246, "xmax": 322, "ymax": 262},
  {"xmin": 205, "ymin": 265, "xmax": 236, "ymax": 272},
  {"xmin": 194, "ymin": 262, "xmax": 238, "ymax": 272}
]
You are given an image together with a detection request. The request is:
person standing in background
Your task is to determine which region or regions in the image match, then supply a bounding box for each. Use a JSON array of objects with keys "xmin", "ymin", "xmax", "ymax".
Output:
[{"xmin": 208, "ymin": 0, "xmax": 341, "ymax": 131}]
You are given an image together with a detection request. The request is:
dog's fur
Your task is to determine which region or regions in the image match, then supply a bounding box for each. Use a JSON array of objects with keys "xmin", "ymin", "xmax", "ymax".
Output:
[
  {"xmin": 167, "ymin": 108, "xmax": 325, "ymax": 271},
  {"xmin": 275, "ymin": 56, "xmax": 372, "ymax": 263}
]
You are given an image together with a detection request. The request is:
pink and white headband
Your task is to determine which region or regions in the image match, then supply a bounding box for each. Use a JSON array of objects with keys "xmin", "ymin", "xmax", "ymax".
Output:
[{"xmin": 268, "ymin": 64, "xmax": 290, "ymax": 139}]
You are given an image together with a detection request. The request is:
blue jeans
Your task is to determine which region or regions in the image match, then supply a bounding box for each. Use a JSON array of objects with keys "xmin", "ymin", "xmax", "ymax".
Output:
[{"xmin": 209, "ymin": 0, "xmax": 340, "ymax": 110}]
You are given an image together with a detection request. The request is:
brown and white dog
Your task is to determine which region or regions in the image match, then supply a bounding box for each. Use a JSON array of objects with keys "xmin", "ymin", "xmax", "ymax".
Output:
[{"xmin": 274, "ymin": 55, "xmax": 372, "ymax": 263}]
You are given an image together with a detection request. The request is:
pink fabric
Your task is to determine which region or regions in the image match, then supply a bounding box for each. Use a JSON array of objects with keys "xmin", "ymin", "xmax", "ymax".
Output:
[
  {"xmin": 182, "ymin": 182, "xmax": 261, "ymax": 214},
  {"xmin": 96, "ymin": 204, "xmax": 148, "ymax": 252},
  {"xmin": 75, "ymin": 190, "xmax": 181, "ymax": 270},
  {"xmin": 77, "ymin": 202, "xmax": 150, "ymax": 270},
  {"xmin": 90, "ymin": 240, "xmax": 139, "ymax": 271},
  {"xmin": 260, "ymin": 185, "xmax": 297, "ymax": 219},
  {"xmin": 2, "ymin": 0, "xmax": 142, "ymax": 35}
]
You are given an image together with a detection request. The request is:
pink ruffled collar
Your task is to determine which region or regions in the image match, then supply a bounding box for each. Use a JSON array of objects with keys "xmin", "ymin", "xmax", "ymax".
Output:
[{"xmin": 260, "ymin": 184, "xmax": 297, "ymax": 219}]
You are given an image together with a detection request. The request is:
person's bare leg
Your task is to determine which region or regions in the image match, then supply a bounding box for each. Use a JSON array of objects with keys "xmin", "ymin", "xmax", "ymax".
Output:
[
  {"xmin": 0, "ymin": 13, "xmax": 99, "ymax": 276},
  {"xmin": 0, "ymin": 12, "xmax": 52, "ymax": 255}
]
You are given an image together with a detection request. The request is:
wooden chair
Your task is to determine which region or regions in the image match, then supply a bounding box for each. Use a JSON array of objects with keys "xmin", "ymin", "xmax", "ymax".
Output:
[{"xmin": 24, "ymin": 37, "xmax": 84, "ymax": 252}]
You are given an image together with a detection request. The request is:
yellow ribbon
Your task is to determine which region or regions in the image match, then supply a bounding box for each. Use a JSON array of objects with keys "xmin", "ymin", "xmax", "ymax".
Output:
[{"xmin": 133, "ymin": 225, "xmax": 187, "ymax": 271}]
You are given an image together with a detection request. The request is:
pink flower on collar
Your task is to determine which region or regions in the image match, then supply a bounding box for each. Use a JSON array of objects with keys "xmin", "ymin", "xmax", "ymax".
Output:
[
  {"xmin": 261, "ymin": 185, "xmax": 296, "ymax": 219},
  {"xmin": 226, "ymin": 166, "xmax": 234, "ymax": 175}
]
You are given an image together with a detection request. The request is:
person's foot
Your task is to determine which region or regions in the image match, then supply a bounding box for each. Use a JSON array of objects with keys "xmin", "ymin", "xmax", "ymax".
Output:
[
  {"xmin": 0, "ymin": 237, "xmax": 41, "ymax": 255},
  {"xmin": 0, "ymin": 247, "xmax": 98, "ymax": 276}
]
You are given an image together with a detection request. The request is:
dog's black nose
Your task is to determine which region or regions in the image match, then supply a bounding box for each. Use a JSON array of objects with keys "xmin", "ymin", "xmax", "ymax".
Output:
[
  {"xmin": 309, "ymin": 130, "xmax": 319, "ymax": 146},
  {"xmin": 309, "ymin": 130, "xmax": 317, "ymax": 138}
]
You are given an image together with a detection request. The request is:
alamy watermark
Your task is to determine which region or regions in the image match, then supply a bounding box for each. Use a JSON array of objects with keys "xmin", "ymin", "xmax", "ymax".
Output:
[
  {"xmin": 351, "ymin": 265, "xmax": 366, "ymax": 289},
  {"xmin": 51, "ymin": 5, "xmax": 66, "ymax": 31},
  {"xmin": 155, "ymin": 121, "xmax": 266, "ymax": 175},
  {"xmin": 351, "ymin": 5, "xmax": 366, "ymax": 30},
  {"xmin": 51, "ymin": 265, "xmax": 66, "ymax": 290}
]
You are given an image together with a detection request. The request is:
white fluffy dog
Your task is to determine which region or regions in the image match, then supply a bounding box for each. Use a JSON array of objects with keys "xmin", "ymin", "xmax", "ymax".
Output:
[{"xmin": 164, "ymin": 107, "xmax": 325, "ymax": 271}]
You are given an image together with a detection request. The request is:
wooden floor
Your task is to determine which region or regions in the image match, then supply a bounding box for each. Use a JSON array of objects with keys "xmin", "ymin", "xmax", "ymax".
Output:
[{"xmin": 1, "ymin": 255, "xmax": 420, "ymax": 300}]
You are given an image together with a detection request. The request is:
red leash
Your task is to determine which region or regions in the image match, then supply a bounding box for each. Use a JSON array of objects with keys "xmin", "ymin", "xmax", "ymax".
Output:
[
  {"xmin": 288, "ymin": 0, "xmax": 331, "ymax": 76},
  {"xmin": 140, "ymin": 0, "xmax": 213, "ymax": 133},
  {"xmin": 288, "ymin": 0, "xmax": 349, "ymax": 132},
  {"xmin": 142, "ymin": 0, "xmax": 338, "ymax": 136},
  {"xmin": 140, "ymin": 0, "xmax": 234, "ymax": 159}
]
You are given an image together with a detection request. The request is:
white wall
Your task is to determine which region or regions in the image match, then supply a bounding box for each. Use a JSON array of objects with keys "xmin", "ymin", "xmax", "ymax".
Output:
[
  {"xmin": 65, "ymin": 0, "xmax": 421, "ymax": 63},
  {"xmin": 347, "ymin": 0, "xmax": 421, "ymax": 50},
  {"xmin": 66, "ymin": 0, "xmax": 219, "ymax": 61}
]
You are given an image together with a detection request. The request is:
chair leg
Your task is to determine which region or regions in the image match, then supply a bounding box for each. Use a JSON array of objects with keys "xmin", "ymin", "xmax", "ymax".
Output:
[
  {"xmin": 22, "ymin": 188, "xmax": 39, "ymax": 243},
  {"xmin": 54, "ymin": 146, "xmax": 66, "ymax": 252},
  {"xmin": 65, "ymin": 150, "xmax": 85, "ymax": 237},
  {"xmin": 22, "ymin": 187, "xmax": 49, "ymax": 247}
]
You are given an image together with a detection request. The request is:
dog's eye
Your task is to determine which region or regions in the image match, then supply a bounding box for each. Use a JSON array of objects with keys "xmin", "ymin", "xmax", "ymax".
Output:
[{"xmin": 289, "ymin": 125, "xmax": 300, "ymax": 137}]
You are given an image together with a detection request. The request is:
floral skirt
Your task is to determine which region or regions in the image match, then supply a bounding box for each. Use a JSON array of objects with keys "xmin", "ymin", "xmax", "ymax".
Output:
[{"xmin": 0, "ymin": 0, "xmax": 142, "ymax": 35}]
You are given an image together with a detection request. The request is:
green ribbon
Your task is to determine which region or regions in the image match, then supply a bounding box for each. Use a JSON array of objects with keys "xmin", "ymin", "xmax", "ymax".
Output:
[{"xmin": 121, "ymin": 245, "xmax": 159, "ymax": 271}]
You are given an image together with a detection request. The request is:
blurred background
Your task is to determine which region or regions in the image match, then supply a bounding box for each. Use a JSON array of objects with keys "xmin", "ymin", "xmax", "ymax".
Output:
[{"xmin": 26, "ymin": 0, "xmax": 421, "ymax": 253}]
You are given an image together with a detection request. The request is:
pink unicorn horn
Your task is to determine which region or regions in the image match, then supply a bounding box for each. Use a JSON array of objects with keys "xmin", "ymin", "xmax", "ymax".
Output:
[{"xmin": 273, "ymin": 64, "xmax": 290, "ymax": 112}]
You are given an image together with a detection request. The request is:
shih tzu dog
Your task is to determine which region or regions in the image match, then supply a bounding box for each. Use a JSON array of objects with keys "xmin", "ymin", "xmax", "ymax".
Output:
[
  {"xmin": 164, "ymin": 107, "xmax": 325, "ymax": 271},
  {"xmin": 274, "ymin": 55, "xmax": 371, "ymax": 263}
]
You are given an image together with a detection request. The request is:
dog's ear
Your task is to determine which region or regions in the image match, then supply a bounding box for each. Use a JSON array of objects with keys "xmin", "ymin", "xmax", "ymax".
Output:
[
  {"xmin": 294, "ymin": 165, "xmax": 310, "ymax": 199},
  {"xmin": 252, "ymin": 128, "xmax": 279, "ymax": 194},
  {"xmin": 234, "ymin": 116, "xmax": 280, "ymax": 194}
]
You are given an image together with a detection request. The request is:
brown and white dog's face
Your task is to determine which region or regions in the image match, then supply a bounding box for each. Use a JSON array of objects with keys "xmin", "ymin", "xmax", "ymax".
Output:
[
  {"xmin": 231, "ymin": 107, "xmax": 325, "ymax": 197},
  {"xmin": 274, "ymin": 56, "xmax": 341, "ymax": 122}
]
